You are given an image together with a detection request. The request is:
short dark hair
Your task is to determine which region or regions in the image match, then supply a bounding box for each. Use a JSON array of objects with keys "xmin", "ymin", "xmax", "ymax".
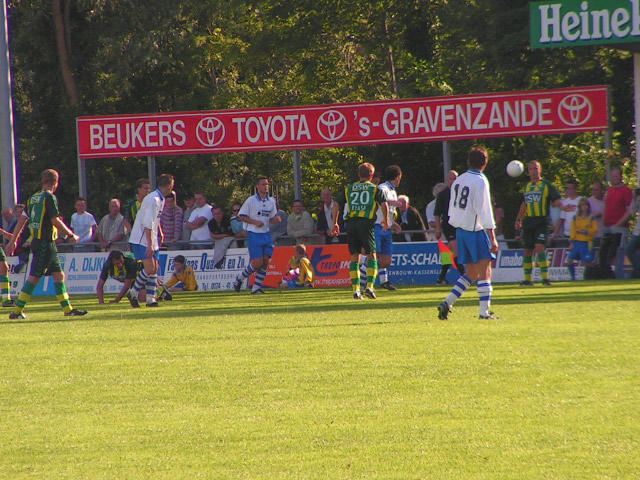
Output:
[
  {"xmin": 41, "ymin": 169, "xmax": 59, "ymax": 186},
  {"xmin": 468, "ymin": 146, "xmax": 488, "ymax": 169},
  {"xmin": 136, "ymin": 178, "xmax": 150, "ymax": 189},
  {"xmin": 183, "ymin": 192, "xmax": 194, "ymax": 200},
  {"xmin": 157, "ymin": 173, "xmax": 174, "ymax": 188},
  {"xmin": 359, "ymin": 163, "xmax": 375, "ymax": 180},
  {"xmin": 107, "ymin": 250, "xmax": 124, "ymax": 264},
  {"xmin": 384, "ymin": 165, "xmax": 402, "ymax": 181},
  {"xmin": 174, "ymin": 255, "xmax": 186, "ymax": 264},
  {"xmin": 256, "ymin": 175, "xmax": 270, "ymax": 185}
]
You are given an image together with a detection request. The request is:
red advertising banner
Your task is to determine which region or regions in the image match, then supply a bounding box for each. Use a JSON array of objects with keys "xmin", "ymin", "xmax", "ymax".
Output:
[
  {"xmin": 262, "ymin": 244, "xmax": 351, "ymax": 289},
  {"xmin": 77, "ymin": 86, "xmax": 609, "ymax": 158}
]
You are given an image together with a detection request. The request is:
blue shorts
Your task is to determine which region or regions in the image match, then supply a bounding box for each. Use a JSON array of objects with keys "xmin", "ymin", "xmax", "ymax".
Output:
[
  {"xmin": 375, "ymin": 224, "xmax": 393, "ymax": 256},
  {"xmin": 455, "ymin": 228, "xmax": 496, "ymax": 265},
  {"xmin": 247, "ymin": 231, "xmax": 274, "ymax": 260},
  {"xmin": 130, "ymin": 243, "xmax": 160, "ymax": 262},
  {"xmin": 567, "ymin": 241, "xmax": 595, "ymax": 262}
]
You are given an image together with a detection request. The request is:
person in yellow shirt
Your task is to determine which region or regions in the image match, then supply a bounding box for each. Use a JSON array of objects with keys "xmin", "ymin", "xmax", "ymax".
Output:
[
  {"xmin": 566, "ymin": 198, "xmax": 598, "ymax": 281},
  {"xmin": 281, "ymin": 244, "xmax": 315, "ymax": 288},
  {"xmin": 158, "ymin": 255, "xmax": 198, "ymax": 300}
]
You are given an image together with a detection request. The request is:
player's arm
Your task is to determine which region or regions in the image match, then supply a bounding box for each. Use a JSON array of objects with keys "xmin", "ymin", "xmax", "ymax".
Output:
[
  {"xmin": 379, "ymin": 201, "xmax": 389, "ymax": 232},
  {"xmin": 52, "ymin": 216, "xmax": 79, "ymax": 243},
  {"xmin": 514, "ymin": 202, "xmax": 526, "ymax": 230},
  {"xmin": 5, "ymin": 214, "xmax": 28, "ymax": 255},
  {"xmin": 550, "ymin": 216, "xmax": 564, "ymax": 239},
  {"xmin": 486, "ymin": 228, "xmax": 499, "ymax": 253},
  {"xmin": 112, "ymin": 279, "xmax": 133, "ymax": 303},
  {"xmin": 330, "ymin": 201, "xmax": 341, "ymax": 236},
  {"xmin": 96, "ymin": 278, "xmax": 106, "ymax": 304}
]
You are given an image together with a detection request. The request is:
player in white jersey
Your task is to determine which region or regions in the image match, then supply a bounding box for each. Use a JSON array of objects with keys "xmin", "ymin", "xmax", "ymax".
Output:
[
  {"xmin": 233, "ymin": 176, "xmax": 282, "ymax": 294},
  {"xmin": 373, "ymin": 165, "xmax": 402, "ymax": 291},
  {"xmin": 437, "ymin": 147, "xmax": 499, "ymax": 320},
  {"xmin": 127, "ymin": 174, "xmax": 175, "ymax": 308}
]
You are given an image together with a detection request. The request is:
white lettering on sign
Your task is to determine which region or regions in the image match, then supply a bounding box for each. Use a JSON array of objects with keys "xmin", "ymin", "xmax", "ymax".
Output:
[
  {"xmin": 538, "ymin": 0, "xmax": 640, "ymax": 44},
  {"xmin": 233, "ymin": 114, "xmax": 311, "ymax": 144},
  {"xmin": 89, "ymin": 120, "xmax": 186, "ymax": 150}
]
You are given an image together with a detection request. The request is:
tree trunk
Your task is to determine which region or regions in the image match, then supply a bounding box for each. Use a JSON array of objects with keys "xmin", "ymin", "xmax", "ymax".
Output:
[{"xmin": 52, "ymin": 0, "xmax": 78, "ymax": 106}]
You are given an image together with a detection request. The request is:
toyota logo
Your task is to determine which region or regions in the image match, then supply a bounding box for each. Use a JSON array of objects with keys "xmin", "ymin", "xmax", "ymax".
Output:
[
  {"xmin": 196, "ymin": 117, "xmax": 226, "ymax": 147},
  {"xmin": 317, "ymin": 110, "xmax": 347, "ymax": 141},
  {"xmin": 558, "ymin": 94, "xmax": 592, "ymax": 127}
]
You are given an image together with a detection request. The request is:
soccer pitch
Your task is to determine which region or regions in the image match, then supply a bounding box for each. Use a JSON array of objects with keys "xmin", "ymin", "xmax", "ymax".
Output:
[{"xmin": 1, "ymin": 281, "xmax": 638, "ymax": 479}]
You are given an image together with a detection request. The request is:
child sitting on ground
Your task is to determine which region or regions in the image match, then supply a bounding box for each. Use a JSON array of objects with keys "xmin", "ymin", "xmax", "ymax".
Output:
[
  {"xmin": 157, "ymin": 255, "xmax": 198, "ymax": 300},
  {"xmin": 566, "ymin": 198, "xmax": 598, "ymax": 281},
  {"xmin": 280, "ymin": 244, "xmax": 315, "ymax": 288}
]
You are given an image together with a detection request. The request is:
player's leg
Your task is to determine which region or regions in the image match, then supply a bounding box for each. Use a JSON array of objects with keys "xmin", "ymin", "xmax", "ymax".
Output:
[
  {"xmin": 521, "ymin": 224, "xmax": 536, "ymax": 286},
  {"xmin": 534, "ymin": 237, "xmax": 551, "ymax": 286},
  {"xmin": 0, "ymin": 247, "xmax": 14, "ymax": 306},
  {"xmin": 346, "ymin": 222, "xmax": 363, "ymax": 297},
  {"xmin": 362, "ymin": 225, "xmax": 378, "ymax": 298},
  {"xmin": 376, "ymin": 225, "xmax": 395, "ymax": 291},
  {"xmin": 11, "ymin": 241, "xmax": 46, "ymax": 318},
  {"xmin": 143, "ymin": 256, "xmax": 160, "ymax": 306},
  {"xmin": 359, "ymin": 252, "xmax": 367, "ymax": 291},
  {"xmin": 475, "ymin": 258, "xmax": 495, "ymax": 319},
  {"xmin": 566, "ymin": 243, "xmax": 578, "ymax": 280},
  {"xmin": 48, "ymin": 242, "xmax": 87, "ymax": 316},
  {"xmin": 234, "ymin": 232, "xmax": 262, "ymax": 292},
  {"xmin": 438, "ymin": 229, "xmax": 473, "ymax": 319},
  {"xmin": 250, "ymin": 234, "xmax": 273, "ymax": 294}
]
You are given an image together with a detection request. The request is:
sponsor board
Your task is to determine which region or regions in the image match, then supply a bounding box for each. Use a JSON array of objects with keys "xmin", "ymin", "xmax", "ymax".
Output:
[
  {"xmin": 77, "ymin": 87, "xmax": 608, "ymax": 158},
  {"xmin": 531, "ymin": 0, "xmax": 640, "ymax": 49}
]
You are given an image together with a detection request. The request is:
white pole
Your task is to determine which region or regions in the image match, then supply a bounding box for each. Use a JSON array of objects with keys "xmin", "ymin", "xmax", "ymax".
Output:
[{"xmin": 0, "ymin": 0, "xmax": 17, "ymax": 216}]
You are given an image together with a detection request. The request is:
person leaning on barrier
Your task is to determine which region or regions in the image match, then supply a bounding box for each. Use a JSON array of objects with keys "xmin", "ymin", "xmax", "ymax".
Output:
[
  {"xmin": 96, "ymin": 250, "xmax": 142, "ymax": 304},
  {"xmin": 396, "ymin": 195, "xmax": 428, "ymax": 242},
  {"xmin": 96, "ymin": 198, "xmax": 126, "ymax": 252}
]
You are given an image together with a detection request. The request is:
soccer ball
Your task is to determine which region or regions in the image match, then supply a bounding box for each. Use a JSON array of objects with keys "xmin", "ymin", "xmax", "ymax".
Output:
[{"xmin": 506, "ymin": 160, "xmax": 524, "ymax": 178}]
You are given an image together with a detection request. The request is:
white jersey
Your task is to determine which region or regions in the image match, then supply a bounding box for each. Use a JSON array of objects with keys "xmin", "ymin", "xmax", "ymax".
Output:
[
  {"xmin": 238, "ymin": 193, "xmax": 277, "ymax": 233},
  {"xmin": 129, "ymin": 188, "xmax": 165, "ymax": 249},
  {"xmin": 375, "ymin": 181, "xmax": 397, "ymax": 225},
  {"xmin": 448, "ymin": 169, "xmax": 495, "ymax": 232}
]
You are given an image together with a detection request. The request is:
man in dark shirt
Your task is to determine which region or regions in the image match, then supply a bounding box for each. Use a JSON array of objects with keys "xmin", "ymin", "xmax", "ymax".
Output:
[
  {"xmin": 434, "ymin": 170, "xmax": 465, "ymax": 284},
  {"xmin": 208, "ymin": 206, "xmax": 237, "ymax": 269}
]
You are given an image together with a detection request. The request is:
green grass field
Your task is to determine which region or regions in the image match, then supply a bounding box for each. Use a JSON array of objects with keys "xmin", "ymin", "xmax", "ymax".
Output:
[{"xmin": 1, "ymin": 281, "xmax": 638, "ymax": 479}]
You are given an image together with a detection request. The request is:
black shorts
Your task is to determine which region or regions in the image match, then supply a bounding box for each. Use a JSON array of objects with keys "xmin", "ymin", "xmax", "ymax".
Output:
[
  {"xmin": 346, "ymin": 218, "xmax": 377, "ymax": 256},
  {"xmin": 522, "ymin": 217, "xmax": 549, "ymax": 250},
  {"xmin": 442, "ymin": 223, "xmax": 457, "ymax": 242},
  {"xmin": 29, "ymin": 240, "xmax": 63, "ymax": 277}
]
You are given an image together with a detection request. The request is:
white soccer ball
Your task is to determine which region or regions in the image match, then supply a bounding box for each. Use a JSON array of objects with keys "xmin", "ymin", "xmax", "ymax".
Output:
[{"xmin": 506, "ymin": 160, "xmax": 524, "ymax": 178}]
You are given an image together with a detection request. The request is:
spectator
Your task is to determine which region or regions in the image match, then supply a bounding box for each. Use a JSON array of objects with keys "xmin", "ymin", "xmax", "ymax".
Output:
[
  {"xmin": 493, "ymin": 195, "xmax": 508, "ymax": 250},
  {"xmin": 566, "ymin": 198, "xmax": 597, "ymax": 281},
  {"xmin": 280, "ymin": 244, "xmax": 315, "ymax": 288},
  {"xmin": 1, "ymin": 207, "xmax": 16, "ymax": 247},
  {"xmin": 158, "ymin": 255, "xmax": 197, "ymax": 295},
  {"xmin": 624, "ymin": 187, "xmax": 640, "ymax": 278},
  {"xmin": 230, "ymin": 201, "xmax": 246, "ymax": 248},
  {"xmin": 550, "ymin": 179, "xmax": 581, "ymax": 245},
  {"xmin": 316, "ymin": 188, "xmax": 344, "ymax": 244},
  {"xmin": 588, "ymin": 180, "xmax": 605, "ymax": 245},
  {"xmin": 287, "ymin": 199, "xmax": 315, "ymax": 245},
  {"xmin": 598, "ymin": 167, "xmax": 633, "ymax": 271},
  {"xmin": 181, "ymin": 192, "xmax": 196, "ymax": 245},
  {"xmin": 269, "ymin": 200, "xmax": 289, "ymax": 246},
  {"xmin": 396, "ymin": 195, "xmax": 428, "ymax": 242},
  {"xmin": 96, "ymin": 198, "xmax": 126, "ymax": 252},
  {"xmin": 124, "ymin": 179, "xmax": 151, "ymax": 234},
  {"xmin": 208, "ymin": 205, "xmax": 236, "ymax": 269},
  {"xmin": 160, "ymin": 191, "xmax": 183, "ymax": 249},
  {"xmin": 70, "ymin": 197, "xmax": 97, "ymax": 252},
  {"xmin": 186, "ymin": 192, "xmax": 213, "ymax": 249},
  {"xmin": 426, "ymin": 183, "xmax": 446, "ymax": 241}
]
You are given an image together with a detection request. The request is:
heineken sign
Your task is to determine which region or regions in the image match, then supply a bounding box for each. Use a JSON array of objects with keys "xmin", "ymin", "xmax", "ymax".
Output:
[{"xmin": 530, "ymin": 0, "xmax": 640, "ymax": 48}]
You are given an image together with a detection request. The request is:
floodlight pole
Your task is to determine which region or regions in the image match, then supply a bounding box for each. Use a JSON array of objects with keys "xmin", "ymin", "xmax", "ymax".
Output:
[
  {"xmin": 0, "ymin": 0, "xmax": 17, "ymax": 217},
  {"xmin": 635, "ymin": 53, "xmax": 640, "ymax": 185},
  {"xmin": 442, "ymin": 141, "xmax": 452, "ymax": 182},
  {"xmin": 148, "ymin": 156, "xmax": 156, "ymax": 189},
  {"xmin": 293, "ymin": 150, "xmax": 302, "ymax": 201}
]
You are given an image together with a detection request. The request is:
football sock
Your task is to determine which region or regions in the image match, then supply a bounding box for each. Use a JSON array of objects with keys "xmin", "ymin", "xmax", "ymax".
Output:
[
  {"xmin": 438, "ymin": 264, "xmax": 450, "ymax": 282},
  {"xmin": 538, "ymin": 253, "xmax": 549, "ymax": 280},
  {"xmin": 477, "ymin": 280, "xmax": 493, "ymax": 317},
  {"xmin": 444, "ymin": 274, "xmax": 472, "ymax": 307},
  {"xmin": 523, "ymin": 256, "xmax": 533, "ymax": 282},
  {"xmin": 132, "ymin": 269, "xmax": 149, "ymax": 293},
  {"xmin": 366, "ymin": 258, "xmax": 378, "ymax": 289},
  {"xmin": 359, "ymin": 261, "xmax": 367, "ymax": 290},
  {"xmin": 14, "ymin": 280, "xmax": 36, "ymax": 314},
  {"xmin": 55, "ymin": 281, "xmax": 73, "ymax": 313},
  {"xmin": 0, "ymin": 274, "xmax": 11, "ymax": 301},
  {"xmin": 350, "ymin": 261, "xmax": 361, "ymax": 292},
  {"xmin": 238, "ymin": 264, "xmax": 256, "ymax": 280},
  {"xmin": 378, "ymin": 268, "xmax": 388, "ymax": 284},
  {"xmin": 567, "ymin": 263, "xmax": 576, "ymax": 280},
  {"xmin": 146, "ymin": 275, "xmax": 158, "ymax": 302},
  {"xmin": 252, "ymin": 269, "xmax": 266, "ymax": 292}
]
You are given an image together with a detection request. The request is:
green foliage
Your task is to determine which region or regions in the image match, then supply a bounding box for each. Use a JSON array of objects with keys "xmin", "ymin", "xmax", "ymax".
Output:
[
  {"xmin": 1, "ymin": 282, "xmax": 639, "ymax": 478},
  {"xmin": 6, "ymin": 0, "xmax": 635, "ymax": 222}
]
